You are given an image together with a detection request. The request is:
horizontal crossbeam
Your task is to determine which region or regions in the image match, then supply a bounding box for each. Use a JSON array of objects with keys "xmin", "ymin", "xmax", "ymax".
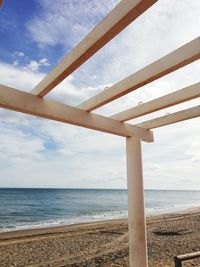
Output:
[
  {"xmin": 0, "ymin": 85, "xmax": 153, "ymax": 142},
  {"xmin": 111, "ymin": 82, "xmax": 200, "ymax": 121},
  {"xmin": 137, "ymin": 105, "xmax": 200, "ymax": 129},
  {"xmin": 31, "ymin": 0, "xmax": 157, "ymax": 97},
  {"xmin": 78, "ymin": 37, "xmax": 200, "ymax": 111}
]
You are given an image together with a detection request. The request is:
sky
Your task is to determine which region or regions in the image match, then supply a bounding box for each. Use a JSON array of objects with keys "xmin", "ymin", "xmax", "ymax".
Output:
[{"xmin": 0, "ymin": 0, "xmax": 200, "ymax": 190}]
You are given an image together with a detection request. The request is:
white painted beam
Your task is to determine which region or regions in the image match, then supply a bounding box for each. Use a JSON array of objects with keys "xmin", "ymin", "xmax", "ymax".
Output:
[
  {"xmin": 0, "ymin": 84, "xmax": 153, "ymax": 142},
  {"xmin": 78, "ymin": 37, "xmax": 200, "ymax": 111},
  {"xmin": 31, "ymin": 0, "xmax": 157, "ymax": 97},
  {"xmin": 126, "ymin": 136, "xmax": 148, "ymax": 267},
  {"xmin": 137, "ymin": 105, "xmax": 200, "ymax": 129},
  {"xmin": 111, "ymin": 82, "xmax": 200, "ymax": 121}
]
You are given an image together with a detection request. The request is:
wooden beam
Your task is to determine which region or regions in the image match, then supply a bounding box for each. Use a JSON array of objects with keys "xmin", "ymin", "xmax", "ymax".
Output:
[
  {"xmin": 137, "ymin": 105, "xmax": 200, "ymax": 129},
  {"xmin": 0, "ymin": 85, "xmax": 153, "ymax": 142},
  {"xmin": 31, "ymin": 0, "xmax": 157, "ymax": 97},
  {"xmin": 78, "ymin": 37, "xmax": 200, "ymax": 111},
  {"xmin": 111, "ymin": 82, "xmax": 200, "ymax": 121}
]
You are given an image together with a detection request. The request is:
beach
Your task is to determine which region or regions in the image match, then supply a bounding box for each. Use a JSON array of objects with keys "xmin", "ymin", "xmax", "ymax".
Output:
[{"xmin": 0, "ymin": 209, "xmax": 199, "ymax": 267}]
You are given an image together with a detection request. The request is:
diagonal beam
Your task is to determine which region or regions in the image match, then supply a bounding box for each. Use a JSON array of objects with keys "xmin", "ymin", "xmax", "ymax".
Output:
[
  {"xmin": 0, "ymin": 85, "xmax": 153, "ymax": 142},
  {"xmin": 31, "ymin": 0, "xmax": 157, "ymax": 97},
  {"xmin": 137, "ymin": 105, "xmax": 200, "ymax": 129},
  {"xmin": 78, "ymin": 37, "xmax": 200, "ymax": 111},
  {"xmin": 111, "ymin": 82, "xmax": 200, "ymax": 121}
]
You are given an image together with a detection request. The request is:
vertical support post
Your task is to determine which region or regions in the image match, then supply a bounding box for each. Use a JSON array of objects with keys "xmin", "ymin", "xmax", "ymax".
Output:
[{"xmin": 126, "ymin": 136, "xmax": 148, "ymax": 267}]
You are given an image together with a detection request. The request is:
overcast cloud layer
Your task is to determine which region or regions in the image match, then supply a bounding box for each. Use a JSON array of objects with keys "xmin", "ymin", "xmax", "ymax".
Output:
[{"xmin": 0, "ymin": 0, "xmax": 200, "ymax": 189}]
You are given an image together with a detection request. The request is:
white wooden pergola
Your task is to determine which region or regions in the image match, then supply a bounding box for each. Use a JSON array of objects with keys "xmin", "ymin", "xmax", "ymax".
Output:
[{"xmin": 0, "ymin": 1, "xmax": 199, "ymax": 266}]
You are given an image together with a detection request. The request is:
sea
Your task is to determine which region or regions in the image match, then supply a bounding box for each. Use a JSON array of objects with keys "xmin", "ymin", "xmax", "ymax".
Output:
[{"xmin": 0, "ymin": 188, "xmax": 199, "ymax": 232}]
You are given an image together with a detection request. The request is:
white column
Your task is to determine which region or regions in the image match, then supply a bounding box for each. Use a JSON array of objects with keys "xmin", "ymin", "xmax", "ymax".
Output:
[{"xmin": 126, "ymin": 136, "xmax": 148, "ymax": 267}]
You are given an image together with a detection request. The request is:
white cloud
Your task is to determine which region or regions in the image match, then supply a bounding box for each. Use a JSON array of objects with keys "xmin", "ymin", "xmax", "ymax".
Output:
[
  {"xmin": 0, "ymin": 123, "xmax": 45, "ymax": 164},
  {"xmin": 13, "ymin": 51, "xmax": 25, "ymax": 57},
  {"xmin": 0, "ymin": 61, "xmax": 44, "ymax": 90},
  {"xmin": 24, "ymin": 58, "xmax": 50, "ymax": 72},
  {"xmin": 143, "ymin": 119, "xmax": 200, "ymax": 190},
  {"xmin": 12, "ymin": 51, "xmax": 50, "ymax": 72},
  {"xmin": 25, "ymin": 60, "xmax": 41, "ymax": 72},
  {"xmin": 26, "ymin": 0, "xmax": 118, "ymax": 48}
]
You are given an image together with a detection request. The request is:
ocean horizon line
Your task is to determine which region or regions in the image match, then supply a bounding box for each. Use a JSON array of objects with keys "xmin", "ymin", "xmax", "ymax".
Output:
[{"xmin": 0, "ymin": 187, "xmax": 200, "ymax": 191}]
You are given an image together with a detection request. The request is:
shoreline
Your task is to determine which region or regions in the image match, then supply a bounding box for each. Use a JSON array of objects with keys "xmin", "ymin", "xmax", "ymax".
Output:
[{"xmin": 0, "ymin": 205, "xmax": 199, "ymax": 235}]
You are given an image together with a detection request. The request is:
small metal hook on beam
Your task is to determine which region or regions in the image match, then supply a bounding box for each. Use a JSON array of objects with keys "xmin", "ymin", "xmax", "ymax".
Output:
[{"xmin": 138, "ymin": 101, "xmax": 143, "ymax": 106}]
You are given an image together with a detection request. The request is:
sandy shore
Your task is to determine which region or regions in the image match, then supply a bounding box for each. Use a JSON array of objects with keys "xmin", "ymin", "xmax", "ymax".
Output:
[{"xmin": 0, "ymin": 209, "xmax": 199, "ymax": 267}]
